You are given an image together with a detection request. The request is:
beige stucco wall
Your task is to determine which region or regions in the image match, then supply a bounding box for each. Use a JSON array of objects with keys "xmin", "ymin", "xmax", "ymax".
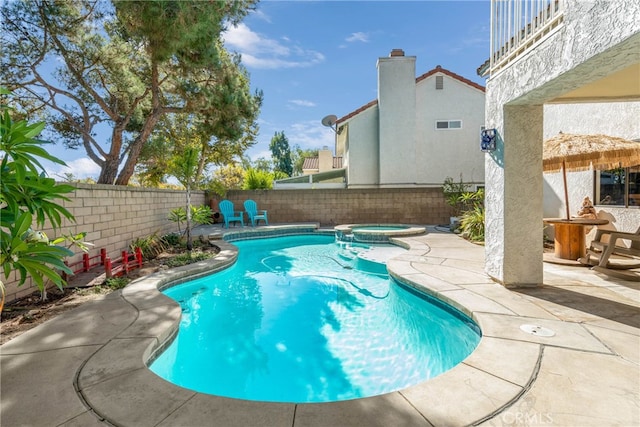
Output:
[
  {"xmin": 485, "ymin": 0, "xmax": 640, "ymax": 285},
  {"xmin": 415, "ymin": 73, "xmax": 486, "ymax": 186},
  {"xmin": 4, "ymin": 184, "xmax": 205, "ymax": 303},
  {"xmin": 344, "ymin": 107, "xmax": 380, "ymax": 187}
]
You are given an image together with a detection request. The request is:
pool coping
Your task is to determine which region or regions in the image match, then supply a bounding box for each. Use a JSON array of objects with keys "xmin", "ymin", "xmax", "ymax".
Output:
[
  {"xmin": 335, "ymin": 223, "xmax": 426, "ymax": 243},
  {"xmin": 1, "ymin": 225, "xmax": 638, "ymax": 426}
]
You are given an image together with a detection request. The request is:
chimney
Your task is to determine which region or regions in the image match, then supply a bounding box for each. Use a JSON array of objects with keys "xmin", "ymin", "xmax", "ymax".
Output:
[
  {"xmin": 377, "ymin": 48, "xmax": 416, "ymax": 185},
  {"xmin": 318, "ymin": 148, "xmax": 333, "ymax": 173}
]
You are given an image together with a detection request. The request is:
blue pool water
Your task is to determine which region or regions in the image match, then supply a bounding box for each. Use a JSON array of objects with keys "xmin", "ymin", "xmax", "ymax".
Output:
[{"xmin": 150, "ymin": 234, "xmax": 480, "ymax": 403}]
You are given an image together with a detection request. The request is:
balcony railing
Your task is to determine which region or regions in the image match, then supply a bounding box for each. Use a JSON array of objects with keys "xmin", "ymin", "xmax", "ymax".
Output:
[{"xmin": 489, "ymin": 0, "xmax": 564, "ymax": 75}]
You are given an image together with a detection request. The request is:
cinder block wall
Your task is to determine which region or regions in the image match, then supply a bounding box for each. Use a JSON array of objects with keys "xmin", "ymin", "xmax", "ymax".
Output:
[
  {"xmin": 5, "ymin": 186, "xmax": 451, "ymax": 304},
  {"xmin": 4, "ymin": 184, "xmax": 205, "ymax": 303},
  {"xmin": 216, "ymin": 188, "xmax": 451, "ymax": 226}
]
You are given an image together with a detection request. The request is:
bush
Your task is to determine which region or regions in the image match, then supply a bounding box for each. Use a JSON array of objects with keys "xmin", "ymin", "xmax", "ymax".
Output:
[
  {"xmin": 460, "ymin": 205, "xmax": 485, "ymax": 242},
  {"xmin": 243, "ymin": 168, "xmax": 273, "ymax": 190},
  {"xmin": 443, "ymin": 175, "xmax": 471, "ymax": 217},
  {"xmin": 165, "ymin": 252, "xmax": 214, "ymax": 268},
  {"xmin": 130, "ymin": 232, "xmax": 168, "ymax": 260},
  {"xmin": 162, "ymin": 233, "xmax": 181, "ymax": 246},
  {"xmin": 459, "ymin": 188, "xmax": 485, "ymax": 242},
  {"xmin": 1, "ymin": 87, "xmax": 78, "ymax": 304},
  {"xmin": 168, "ymin": 205, "xmax": 213, "ymax": 234},
  {"xmin": 104, "ymin": 277, "xmax": 129, "ymax": 290}
]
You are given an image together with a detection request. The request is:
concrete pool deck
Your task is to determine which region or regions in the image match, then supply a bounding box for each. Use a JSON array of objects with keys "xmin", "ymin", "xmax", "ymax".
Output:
[{"xmin": 1, "ymin": 225, "xmax": 638, "ymax": 426}]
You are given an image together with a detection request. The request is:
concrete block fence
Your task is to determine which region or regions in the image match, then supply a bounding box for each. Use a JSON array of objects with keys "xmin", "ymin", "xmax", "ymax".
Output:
[
  {"xmin": 3, "ymin": 184, "xmax": 205, "ymax": 303},
  {"xmin": 4, "ymin": 185, "xmax": 451, "ymax": 304},
  {"xmin": 217, "ymin": 187, "xmax": 450, "ymax": 226}
]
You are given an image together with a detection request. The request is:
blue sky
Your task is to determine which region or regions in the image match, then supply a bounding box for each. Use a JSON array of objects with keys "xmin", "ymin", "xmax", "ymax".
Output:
[{"xmin": 47, "ymin": 0, "xmax": 491, "ymax": 180}]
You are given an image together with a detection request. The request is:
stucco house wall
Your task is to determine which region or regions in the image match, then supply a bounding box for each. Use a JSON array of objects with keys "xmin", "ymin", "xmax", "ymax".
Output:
[
  {"xmin": 344, "ymin": 106, "xmax": 380, "ymax": 187},
  {"xmin": 484, "ymin": 0, "xmax": 640, "ymax": 285},
  {"xmin": 415, "ymin": 71, "xmax": 486, "ymax": 186}
]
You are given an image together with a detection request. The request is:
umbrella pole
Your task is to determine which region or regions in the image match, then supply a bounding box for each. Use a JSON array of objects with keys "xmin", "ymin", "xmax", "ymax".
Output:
[{"xmin": 563, "ymin": 160, "xmax": 570, "ymax": 220}]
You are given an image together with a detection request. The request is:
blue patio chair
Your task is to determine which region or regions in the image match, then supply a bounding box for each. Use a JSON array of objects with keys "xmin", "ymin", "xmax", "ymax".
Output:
[
  {"xmin": 244, "ymin": 199, "xmax": 268, "ymax": 227},
  {"xmin": 218, "ymin": 200, "xmax": 244, "ymax": 228}
]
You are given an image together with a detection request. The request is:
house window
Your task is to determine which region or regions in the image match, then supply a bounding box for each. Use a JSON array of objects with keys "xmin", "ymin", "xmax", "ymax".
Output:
[
  {"xmin": 436, "ymin": 75, "xmax": 444, "ymax": 90},
  {"xmin": 596, "ymin": 166, "xmax": 640, "ymax": 207},
  {"xmin": 436, "ymin": 120, "xmax": 462, "ymax": 130}
]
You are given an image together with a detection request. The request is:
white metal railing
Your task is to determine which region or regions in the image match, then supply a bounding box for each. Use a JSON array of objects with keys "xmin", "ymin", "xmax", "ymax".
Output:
[{"xmin": 489, "ymin": 0, "xmax": 564, "ymax": 75}]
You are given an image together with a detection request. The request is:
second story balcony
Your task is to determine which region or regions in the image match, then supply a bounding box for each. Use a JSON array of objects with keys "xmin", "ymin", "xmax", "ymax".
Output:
[{"xmin": 486, "ymin": 0, "xmax": 564, "ymax": 76}]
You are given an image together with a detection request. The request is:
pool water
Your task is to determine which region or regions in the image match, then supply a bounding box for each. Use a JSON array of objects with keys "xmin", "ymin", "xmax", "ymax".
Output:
[{"xmin": 150, "ymin": 235, "xmax": 480, "ymax": 403}]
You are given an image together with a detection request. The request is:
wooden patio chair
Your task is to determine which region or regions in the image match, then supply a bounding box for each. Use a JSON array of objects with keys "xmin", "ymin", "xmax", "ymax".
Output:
[{"xmin": 579, "ymin": 225, "xmax": 640, "ymax": 270}]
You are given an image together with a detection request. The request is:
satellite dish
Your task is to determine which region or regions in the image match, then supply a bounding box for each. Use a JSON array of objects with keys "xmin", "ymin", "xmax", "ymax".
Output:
[{"xmin": 321, "ymin": 114, "xmax": 338, "ymax": 128}]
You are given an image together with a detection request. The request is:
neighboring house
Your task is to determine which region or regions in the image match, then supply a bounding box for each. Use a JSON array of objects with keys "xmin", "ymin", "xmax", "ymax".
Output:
[
  {"xmin": 334, "ymin": 49, "xmax": 486, "ymax": 189},
  {"xmin": 480, "ymin": 0, "xmax": 640, "ymax": 286},
  {"xmin": 301, "ymin": 147, "xmax": 343, "ymax": 175}
]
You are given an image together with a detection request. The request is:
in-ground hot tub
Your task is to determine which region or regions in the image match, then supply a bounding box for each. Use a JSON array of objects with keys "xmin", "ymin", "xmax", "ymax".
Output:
[{"xmin": 335, "ymin": 224, "xmax": 426, "ymax": 243}]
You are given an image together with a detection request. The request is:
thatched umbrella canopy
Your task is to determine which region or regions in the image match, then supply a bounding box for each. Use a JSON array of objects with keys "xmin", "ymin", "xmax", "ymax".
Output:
[{"xmin": 543, "ymin": 133, "xmax": 640, "ymax": 219}]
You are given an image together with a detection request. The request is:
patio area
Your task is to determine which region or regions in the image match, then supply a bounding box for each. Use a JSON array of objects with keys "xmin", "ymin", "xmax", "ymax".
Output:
[{"xmin": 1, "ymin": 225, "xmax": 638, "ymax": 426}]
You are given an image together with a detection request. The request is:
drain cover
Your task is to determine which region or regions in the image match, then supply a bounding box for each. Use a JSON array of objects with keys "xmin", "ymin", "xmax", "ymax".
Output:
[{"xmin": 520, "ymin": 324, "xmax": 555, "ymax": 337}]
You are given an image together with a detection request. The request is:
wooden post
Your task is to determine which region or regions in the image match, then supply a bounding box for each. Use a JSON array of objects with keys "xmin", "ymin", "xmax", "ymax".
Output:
[
  {"xmin": 105, "ymin": 257, "xmax": 112, "ymax": 278},
  {"xmin": 135, "ymin": 247, "xmax": 143, "ymax": 267},
  {"xmin": 83, "ymin": 253, "xmax": 90, "ymax": 272},
  {"xmin": 122, "ymin": 250, "xmax": 129, "ymax": 273}
]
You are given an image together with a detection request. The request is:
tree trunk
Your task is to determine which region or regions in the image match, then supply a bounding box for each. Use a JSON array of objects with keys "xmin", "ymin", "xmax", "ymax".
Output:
[
  {"xmin": 98, "ymin": 124, "xmax": 125, "ymax": 185},
  {"xmin": 98, "ymin": 156, "xmax": 120, "ymax": 184},
  {"xmin": 186, "ymin": 186, "xmax": 193, "ymax": 252}
]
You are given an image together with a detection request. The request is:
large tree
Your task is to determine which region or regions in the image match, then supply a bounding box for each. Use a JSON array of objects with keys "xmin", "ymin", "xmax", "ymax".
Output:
[
  {"xmin": 136, "ymin": 113, "xmax": 259, "ymax": 188},
  {"xmin": 1, "ymin": 0, "xmax": 262, "ymax": 185},
  {"xmin": 269, "ymin": 131, "xmax": 293, "ymax": 176}
]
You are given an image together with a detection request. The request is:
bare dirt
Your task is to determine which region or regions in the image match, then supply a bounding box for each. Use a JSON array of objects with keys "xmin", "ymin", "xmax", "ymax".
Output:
[{"xmin": 1, "ymin": 245, "xmax": 219, "ymax": 346}]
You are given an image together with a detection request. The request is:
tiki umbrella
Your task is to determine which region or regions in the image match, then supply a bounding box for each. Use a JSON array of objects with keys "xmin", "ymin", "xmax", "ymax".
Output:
[{"xmin": 543, "ymin": 132, "xmax": 640, "ymax": 219}]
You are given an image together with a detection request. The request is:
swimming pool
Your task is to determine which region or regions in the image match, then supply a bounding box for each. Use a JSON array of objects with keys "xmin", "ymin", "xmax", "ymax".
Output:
[{"xmin": 150, "ymin": 234, "xmax": 480, "ymax": 403}]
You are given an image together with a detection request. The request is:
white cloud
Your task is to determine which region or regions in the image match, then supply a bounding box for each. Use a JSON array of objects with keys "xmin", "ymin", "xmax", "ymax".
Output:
[
  {"xmin": 245, "ymin": 119, "xmax": 335, "ymax": 161},
  {"xmin": 289, "ymin": 99, "xmax": 316, "ymax": 107},
  {"xmin": 346, "ymin": 32, "xmax": 370, "ymax": 43},
  {"xmin": 248, "ymin": 9, "xmax": 271, "ymax": 23},
  {"xmin": 47, "ymin": 157, "xmax": 101, "ymax": 180},
  {"xmin": 288, "ymin": 120, "xmax": 335, "ymax": 151},
  {"xmin": 223, "ymin": 23, "xmax": 325, "ymax": 69}
]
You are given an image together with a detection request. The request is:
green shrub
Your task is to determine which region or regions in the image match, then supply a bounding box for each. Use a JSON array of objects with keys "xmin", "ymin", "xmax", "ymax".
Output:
[
  {"xmin": 191, "ymin": 205, "xmax": 213, "ymax": 225},
  {"xmin": 104, "ymin": 276, "xmax": 129, "ymax": 290},
  {"xmin": 162, "ymin": 233, "xmax": 181, "ymax": 246},
  {"xmin": 459, "ymin": 188, "xmax": 485, "ymax": 242},
  {"xmin": 168, "ymin": 205, "xmax": 213, "ymax": 234},
  {"xmin": 443, "ymin": 175, "xmax": 471, "ymax": 217},
  {"xmin": 165, "ymin": 252, "xmax": 214, "ymax": 268},
  {"xmin": 130, "ymin": 232, "xmax": 168, "ymax": 260},
  {"xmin": 460, "ymin": 205, "xmax": 485, "ymax": 242},
  {"xmin": 243, "ymin": 168, "xmax": 273, "ymax": 190}
]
